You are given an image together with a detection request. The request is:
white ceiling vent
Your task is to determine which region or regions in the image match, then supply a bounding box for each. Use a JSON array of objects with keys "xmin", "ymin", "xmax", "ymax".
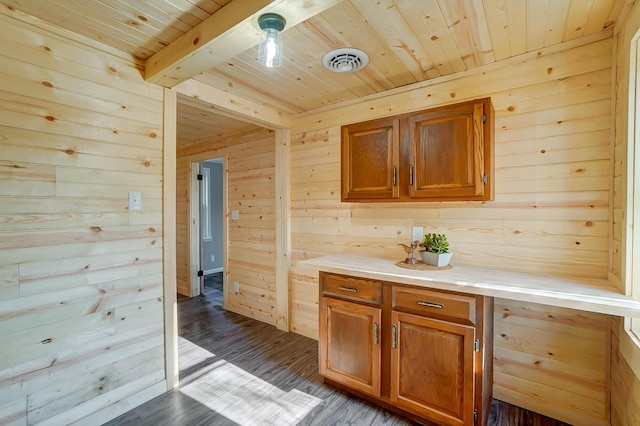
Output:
[{"xmin": 322, "ymin": 48, "xmax": 369, "ymax": 73}]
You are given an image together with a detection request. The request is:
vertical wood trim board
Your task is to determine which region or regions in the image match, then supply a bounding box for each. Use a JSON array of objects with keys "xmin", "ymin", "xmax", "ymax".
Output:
[
  {"xmin": 0, "ymin": 6, "xmax": 166, "ymax": 425},
  {"xmin": 275, "ymin": 128, "xmax": 292, "ymax": 331},
  {"xmin": 611, "ymin": 2, "xmax": 640, "ymax": 425},
  {"xmin": 176, "ymin": 128, "xmax": 278, "ymax": 325},
  {"xmin": 288, "ymin": 35, "xmax": 614, "ymax": 425},
  {"xmin": 162, "ymin": 88, "xmax": 178, "ymax": 390},
  {"xmin": 222, "ymin": 154, "xmax": 231, "ymax": 312}
]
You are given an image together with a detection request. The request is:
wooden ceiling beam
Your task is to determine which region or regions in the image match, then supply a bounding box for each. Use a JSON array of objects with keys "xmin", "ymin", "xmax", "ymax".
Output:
[
  {"xmin": 175, "ymin": 79, "xmax": 291, "ymax": 129},
  {"xmin": 144, "ymin": 0, "xmax": 344, "ymax": 87}
]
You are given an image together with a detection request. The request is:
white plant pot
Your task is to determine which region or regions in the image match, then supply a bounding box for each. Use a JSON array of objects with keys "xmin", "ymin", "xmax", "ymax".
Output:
[{"xmin": 419, "ymin": 251, "xmax": 453, "ymax": 267}]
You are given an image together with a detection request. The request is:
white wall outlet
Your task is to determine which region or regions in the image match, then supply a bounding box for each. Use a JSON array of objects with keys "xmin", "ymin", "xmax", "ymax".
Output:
[
  {"xmin": 233, "ymin": 281, "xmax": 239, "ymax": 293},
  {"xmin": 231, "ymin": 209, "xmax": 239, "ymax": 220},
  {"xmin": 412, "ymin": 226, "xmax": 423, "ymax": 242},
  {"xmin": 211, "ymin": 255, "xmax": 215, "ymax": 262},
  {"xmin": 128, "ymin": 191, "xmax": 142, "ymax": 211}
]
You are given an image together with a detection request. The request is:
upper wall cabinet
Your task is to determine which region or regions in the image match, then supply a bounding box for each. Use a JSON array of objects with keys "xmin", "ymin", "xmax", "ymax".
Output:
[
  {"xmin": 341, "ymin": 117, "xmax": 400, "ymax": 200},
  {"xmin": 341, "ymin": 98, "xmax": 494, "ymax": 202}
]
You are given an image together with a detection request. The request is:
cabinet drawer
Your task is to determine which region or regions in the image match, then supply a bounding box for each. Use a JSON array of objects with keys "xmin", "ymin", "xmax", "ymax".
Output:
[
  {"xmin": 392, "ymin": 286, "xmax": 477, "ymax": 325},
  {"xmin": 321, "ymin": 273, "xmax": 382, "ymax": 305}
]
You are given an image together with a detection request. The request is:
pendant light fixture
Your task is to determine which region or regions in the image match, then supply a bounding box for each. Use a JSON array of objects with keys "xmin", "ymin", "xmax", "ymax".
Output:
[{"xmin": 258, "ymin": 13, "xmax": 286, "ymax": 68}]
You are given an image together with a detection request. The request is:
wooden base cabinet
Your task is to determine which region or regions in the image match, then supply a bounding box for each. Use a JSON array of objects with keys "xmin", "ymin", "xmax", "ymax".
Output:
[
  {"xmin": 319, "ymin": 272, "xmax": 494, "ymax": 426},
  {"xmin": 391, "ymin": 312, "xmax": 476, "ymax": 425},
  {"xmin": 319, "ymin": 296, "xmax": 382, "ymax": 397}
]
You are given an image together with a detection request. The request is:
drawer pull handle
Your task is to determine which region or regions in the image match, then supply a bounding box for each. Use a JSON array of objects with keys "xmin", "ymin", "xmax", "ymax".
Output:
[
  {"xmin": 338, "ymin": 286, "xmax": 359, "ymax": 293},
  {"xmin": 418, "ymin": 301, "xmax": 444, "ymax": 309},
  {"xmin": 373, "ymin": 322, "xmax": 379, "ymax": 345},
  {"xmin": 392, "ymin": 324, "xmax": 398, "ymax": 349}
]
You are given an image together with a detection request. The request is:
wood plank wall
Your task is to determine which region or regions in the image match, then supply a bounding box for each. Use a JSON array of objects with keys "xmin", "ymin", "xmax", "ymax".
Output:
[
  {"xmin": 289, "ymin": 33, "xmax": 613, "ymax": 425},
  {"xmin": 611, "ymin": 1, "xmax": 640, "ymax": 425},
  {"xmin": 176, "ymin": 128, "xmax": 277, "ymax": 325},
  {"xmin": 0, "ymin": 5, "xmax": 167, "ymax": 425},
  {"xmin": 611, "ymin": 317, "xmax": 640, "ymax": 425}
]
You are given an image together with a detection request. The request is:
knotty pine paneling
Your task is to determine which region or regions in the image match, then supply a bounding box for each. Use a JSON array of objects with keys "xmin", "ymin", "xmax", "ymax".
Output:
[
  {"xmin": 0, "ymin": 265, "xmax": 19, "ymax": 300},
  {"xmin": 176, "ymin": 128, "xmax": 277, "ymax": 325},
  {"xmin": 494, "ymin": 300, "xmax": 609, "ymax": 425},
  {"xmin": 289, "ymin": 35, "xmax": 613, "ymax": 425},
  {"xmin": 0, "ymin": 0, "xmax": 230, "ymax": 61},
  {"xmin": 610, "ymin": 2, "xmax": 640, "ymax": 425},
  {"xmin": 0, "ymin": 6, "xmax": 165, "ymax": 425},
  {"xmin": 611, "ymin": 318, "xmax": 640, "ymax": 426}
]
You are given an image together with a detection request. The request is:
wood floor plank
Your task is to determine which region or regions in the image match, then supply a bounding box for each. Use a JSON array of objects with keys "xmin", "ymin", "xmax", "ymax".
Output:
[{"xmin": 104, "ymin": 273, "xmax": 571, "ymax": 426}]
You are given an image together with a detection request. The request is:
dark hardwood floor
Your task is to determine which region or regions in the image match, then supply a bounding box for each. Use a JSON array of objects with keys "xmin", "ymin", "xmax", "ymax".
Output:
[{"xmin": 104, "ymin": 273, "xmax": 571, "ymax": 426}]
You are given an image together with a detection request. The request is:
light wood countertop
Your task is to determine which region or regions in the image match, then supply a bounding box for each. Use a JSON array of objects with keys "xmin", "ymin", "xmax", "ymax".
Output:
[{"xmin": 300, "ymin": 254, "xmax": 640, "ymax": 318}]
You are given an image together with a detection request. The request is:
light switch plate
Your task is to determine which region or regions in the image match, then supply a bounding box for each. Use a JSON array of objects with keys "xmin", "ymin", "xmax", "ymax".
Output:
[
  {"xmin": 231, "ymin": 210, "xmax": 239, "ymax": 220},
  {"xmin": 412, "ymin": 226, "xmax": 423, "ymax": 242},
  {"xmin": 128, "ymin": 191, "xmax": 142, "ymax": 211}
]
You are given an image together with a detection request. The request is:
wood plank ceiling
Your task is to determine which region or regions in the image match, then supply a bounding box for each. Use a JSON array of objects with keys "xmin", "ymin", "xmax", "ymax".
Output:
[{"xmin": 0, "ymin": 0, "xmax": 627, "ymax": 142}]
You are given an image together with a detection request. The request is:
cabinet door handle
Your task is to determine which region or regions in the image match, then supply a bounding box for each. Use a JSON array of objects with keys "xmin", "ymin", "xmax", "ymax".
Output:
[
  {"xmin": 373, "ymin": 322, "xmax": 379, "ymax": 345},
  {"xmin": 417, "ymin": 300, "xmax": 445, "ymax": 309},
  {"xmin": 338, "ymin": 285, "xmax": 359, "ymax": 293},
  {"xmin": 409, "ymin": 165, "xmax": 414, "ymax": 185},
  {"xmin": 392, "ymin": 166, "xmax": 397, "ymax": 186},
  {"xmin": 392, "ymin": 324, "xmax": 397, "ymax": 349}
]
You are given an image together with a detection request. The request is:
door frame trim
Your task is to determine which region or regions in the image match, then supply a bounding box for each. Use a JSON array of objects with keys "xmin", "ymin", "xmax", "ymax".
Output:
[
  {"xmin": 164, "ymin": 85, "xmax": 292, "ymax": 389},
  {"xmin": 162, "ymin": 88, "xmax": 178, "ymax": 390}
]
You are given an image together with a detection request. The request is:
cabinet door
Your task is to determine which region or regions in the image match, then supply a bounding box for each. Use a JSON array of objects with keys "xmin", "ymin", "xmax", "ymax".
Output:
[
  {"xmin": 390, "ymin": 311, "xmax": 475, "ymax": 426},
  {"xmin": 341, "ymin": 117, "xmax": 400, "ymax": 200},
  {"xmin": 319, "ymin": 297, "xmax": 382, "ymax": 397},
  {"xmin": 408, "ymin": 101, "xmax": 486, "ymax": 199}
]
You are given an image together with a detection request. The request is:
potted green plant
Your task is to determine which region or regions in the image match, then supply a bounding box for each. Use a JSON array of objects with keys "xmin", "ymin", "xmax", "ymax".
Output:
[{"xmin": 419, "ymin": 233, "xmax": 453, "ymax": 267}]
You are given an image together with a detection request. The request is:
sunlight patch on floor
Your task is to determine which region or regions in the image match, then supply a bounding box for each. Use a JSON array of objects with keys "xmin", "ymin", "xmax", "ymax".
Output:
[{"xmin": 178, "ymin": 337, "xmax": 322, "ymax": 425}]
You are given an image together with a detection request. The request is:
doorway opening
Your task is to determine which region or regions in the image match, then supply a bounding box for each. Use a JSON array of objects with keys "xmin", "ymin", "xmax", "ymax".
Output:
[
  {"xmin": 164, "ymin": 91, "xmax": 290, "ymax": 390},
  {"xmin": 193, "ymin": 157, "xmax": 225, "ymax": 302}
]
